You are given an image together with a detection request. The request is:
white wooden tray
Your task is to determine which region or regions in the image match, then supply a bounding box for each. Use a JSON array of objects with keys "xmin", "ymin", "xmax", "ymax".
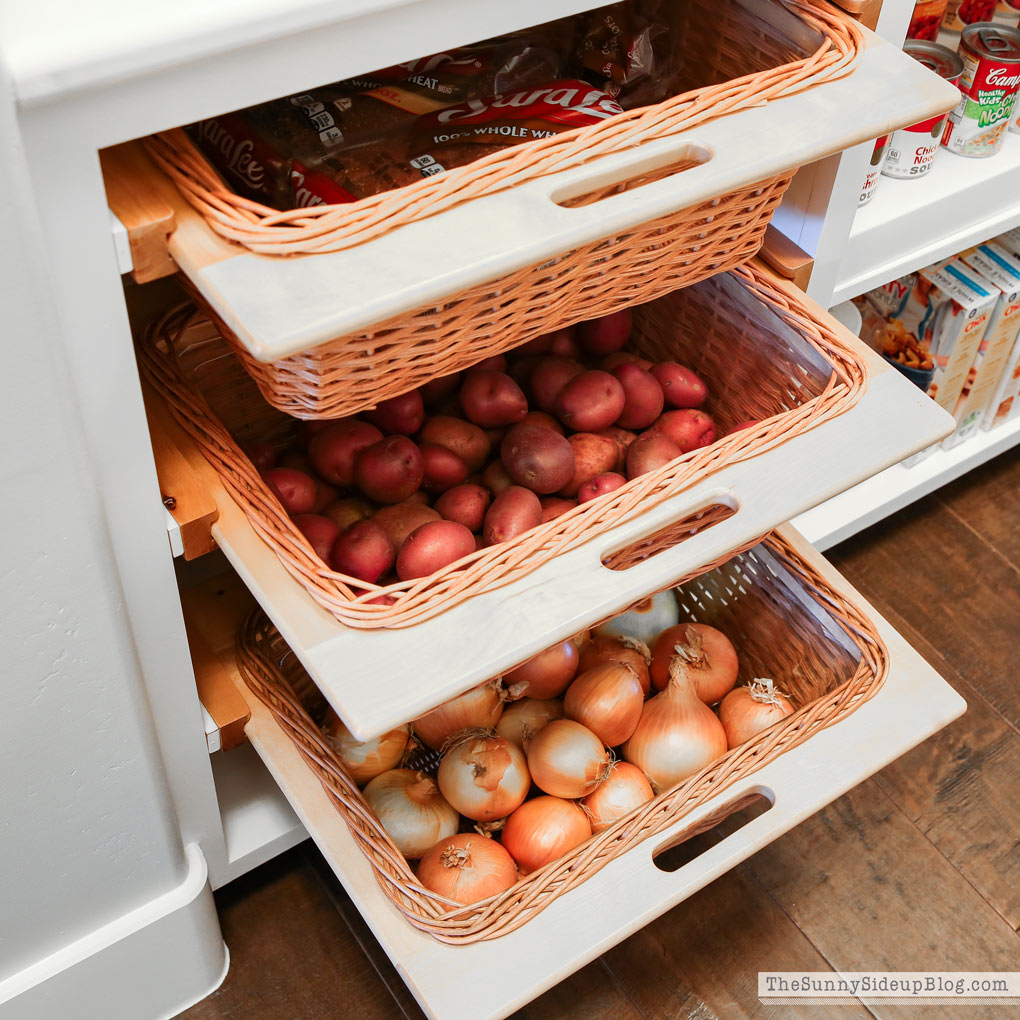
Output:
[
  {"xmin": 153, "ymin": 26, "xmax": 958, "ymax": 362},
  {"xmin": 220, "ymin": 525, "xmax": 965, "ymax": 1020}
]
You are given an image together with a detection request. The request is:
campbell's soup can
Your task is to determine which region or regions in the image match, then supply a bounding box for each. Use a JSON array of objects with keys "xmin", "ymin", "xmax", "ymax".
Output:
[
  {"xmin": 859, "ymin": 135, "xmax": 890, "ymax": 204},
  {"xmin": 907, "ymin": 0, "xmax": 949, "ymax": 40},
  {"xmin": 942, "ymin": 23, "xmax": 1020, "ymax": 156},
  {"xmin": 884, "ymin": 42, "xmax": 963, "ymax": 178}
]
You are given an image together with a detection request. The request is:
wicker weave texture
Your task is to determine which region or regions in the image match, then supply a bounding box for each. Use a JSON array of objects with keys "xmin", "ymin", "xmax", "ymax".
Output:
[
  {"xmin": 144, "ymin": 0, "xmax": 862, "ymax": 419},
  {"xmin": 235, "ymin": 531, "xmax": 889, "ymax": 943},
  {"xmin": 139, "ymin": 264, "xmax": 868, "ymax": 630}
]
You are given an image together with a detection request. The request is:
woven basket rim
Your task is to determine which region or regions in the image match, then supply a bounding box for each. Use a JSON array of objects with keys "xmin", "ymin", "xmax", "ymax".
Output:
[
  {"xmin": 235, "ymin": 530, "xmax": 890, "ymax": 943},
  {"xmin": 138, "ymin": 263, "xmax": 870, "ymax": 629},
  {"xmin": 143, "ymin": 0, "xmax": 863, "ymax": 256}
]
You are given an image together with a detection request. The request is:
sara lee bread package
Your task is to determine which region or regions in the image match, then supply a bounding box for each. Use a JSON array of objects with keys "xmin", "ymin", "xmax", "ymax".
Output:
[
  {"xmin": 189, "ymin": 1, "xmax": 683, "ymax": 209},
  {"xmin": 947, "ymin": 243, "xmax": 1020, "ymax": 447},
  {"xmin": 982, "ymin": 230, "xmax": 1020, "ymax": 430}
]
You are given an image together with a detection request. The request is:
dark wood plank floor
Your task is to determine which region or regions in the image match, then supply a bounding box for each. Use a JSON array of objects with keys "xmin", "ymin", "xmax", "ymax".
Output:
[{"xmin": 184, "ymin": 448, "xmax": 1020, "ymax": 1020}]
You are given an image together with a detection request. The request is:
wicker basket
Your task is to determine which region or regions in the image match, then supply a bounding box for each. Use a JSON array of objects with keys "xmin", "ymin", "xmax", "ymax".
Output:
[
  {"xmin": 235, "ymin": 530, "xmax": 888, "ymax": 943},
  {"xmin": 139, "ymin": 263, "xmax": 867, "ymax": 629},
  {"xmin": 145, "ymin": 0, "xmax": 863, "ymax": 419}
]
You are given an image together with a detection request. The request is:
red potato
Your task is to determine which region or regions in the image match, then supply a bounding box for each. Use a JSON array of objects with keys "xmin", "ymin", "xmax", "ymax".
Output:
[
  {"xmin": 278, "ymin": 448, "xmax": 315, "ymax": 474},
  {"xmin": 731, "ymin": 420, "xmax": 759, "ymax": 433},
  {"xmin": 482, "ymin": 459, "xmax": 514, "ymax": 496},
  {"xmin": 513, "ymin": 332, "xmax": 554, "ymax": 356},
  {"xmin": 459, "ymin": 370, "xmax": 528, "ymax": 428},
  {"xmin": 419, "ymin": 371, "xmax": 461, "ymax": 408},
  {"xmin": 330, "ymin": 520, "xmax": 394, "ymax": 583},
  {"xmin": 263, "ymin": 467, "xmax": 317, "ymax": 515},
  {"xmin": 554, "ymin": 371, "xmax": 626, "ymax": 432},
  {"xmin": 611, "ymin": 363, "xmax": 665, "ymax": 430},
  {"xmin": 420, "ymin": 442, "xmax": 469, "ymax": 493},
  {"xmin": 547, "ymin": 327, "xmax": 583, "ymax": 359},
  {"xmin": 470, "ymin": 354, "xmax": 508, "ymax": 372},
  {"xmin": 404, "ymin": 489, "xmax": 433, "ymax": 506},
  {"xmin": 372, "ymin": 502, "xmax": 441, "ymax": 555},
  {"xmin": 601, "ymin": 352, "xmax": 653, "ymax": 372},
  {"xmin": 520, "ymin": 411, "xmax": 564, "ymax": 434},
  {"xmin": 484, "ymin": 426, "xmax": 509, "ymax": 448},
  {"xmin": 363, "ymin": 390, "xmax": 425, "ymax": 436},
  {"xmin": 293, "ymin": 514, "xmax": 340, "ymax": 562},
  {"xmin": 311, "ymin": 478, "xmax": 339, "ymax": 514},
  {"xmin": 651, "ymin": 363, "xmax": 708, "ymax": 409},
  {"xmin": 578, "ymin": 472, "xmax": 627, "ymax": 503},
  {"xmin": 396, "ymin": 520, "xmax": 476, "ymax": 580},
  {"xmin": 625, "ymin": 431, "xmax": 682, "ymax": 479},
  {"xmin": 507, "ymin": 355, "xmax": 542, "ymax": 390},
  {"xmin": 596, "ymin": 426, "xmax": 638, "ymax": 473},
  {"xmin": 354, "ymin": 436, "xmax": 425, "ymax": 504},
  {"xmin": 242, "ymin": 440, "xmax": 277, "ymax": 472},
  {"xmin": 529, "ymin": 357, "xmax": 584, "ymax": 413},
  {"xmin": 578, "ymin": 309, "xmax": 632, "ymax": 356},
  {"xmin": 540, "ymin": 496, "xmax": 577, "ymax": 522},
  {"xmin": 418, "ymin": 417, "xmax": 490, "ymax": 472},
  {"xmin": 309, "ymin": 419, "xmax": 383, "ymax": 486},
  {"xmin": 500, "ymin": 424, "xmax": 575, "ymax": 495},
  {"xmin": 559, "ymin": 432, "xmax": 619, "ymax": 497},
  {"xmin": 297, "ymin": 419, "xmax": 333, "ymax": 448},
  {"xmin": 483, "ymin": 486, "xmax": 542, "ymax": 546},
  {"xmin": 653, "ymin": 409, "xmax": 716, "ymax": 454},
  {"xmin": 434, "ymin": 484, "xmax": 491, "ymax": 532},
  {"xmin": 322, "ymin": 496, "xmax": 374, "ymax": 532}
]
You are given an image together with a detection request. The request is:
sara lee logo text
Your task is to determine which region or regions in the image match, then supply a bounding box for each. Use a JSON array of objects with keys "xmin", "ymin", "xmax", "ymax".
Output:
[
  {"xmin": 436, "ymin": 83, "xmax": 623, "ymax": 125},
  {"xmin": 198, "ymin": 119, "xmax": 264, "ymax": 189}
]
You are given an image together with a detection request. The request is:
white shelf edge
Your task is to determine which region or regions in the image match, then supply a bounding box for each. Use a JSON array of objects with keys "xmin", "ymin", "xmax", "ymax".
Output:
[
  {"xmin": 210, "ymin": 743, "xmax": 307, "ymax": 889},
  {"xmin": 201, "ymin": 704, "xmax": 221, "ymax": 754},
  {"xmin": 110, "ymin": 208, "xmax": 132, "ymax": 275},
  {"xmin": 166, "ymin": 507, "xmax": 184, "ymax": 557},
  {"xmin": 794, "ymin": 415, "xmax": 1020, "ymax": 552}
]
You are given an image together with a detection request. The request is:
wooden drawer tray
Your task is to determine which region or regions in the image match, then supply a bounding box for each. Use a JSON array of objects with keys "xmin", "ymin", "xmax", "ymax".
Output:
[
  {"xmin": 184, "ymin": 525, "xmax": 964, "ymax": 1019},
  {"xmin": 111, "ymin": 0, "xmax": 958, "ymax": 420},
  {"xmin": 141, "ymin": 267, "xmax": 953, "ymax": 741}
]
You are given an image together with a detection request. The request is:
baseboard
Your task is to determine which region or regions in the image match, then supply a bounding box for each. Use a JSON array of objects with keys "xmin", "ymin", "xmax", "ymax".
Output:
[{"xmin": 0, "ymin": 843, "xmax": 227, "ymax": 1020}]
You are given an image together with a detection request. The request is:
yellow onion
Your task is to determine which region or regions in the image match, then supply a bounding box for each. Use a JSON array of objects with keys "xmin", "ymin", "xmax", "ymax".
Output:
[
  {"xmin": 563, "ymin": 662, "xmax": 644, "ymax": 747},
  {"xmin": 501, "ymin": 796, "xmax": 591, "ymax": 875},
  {"xmin": 650, "ymin": 623, "xmax": 738, "ymax": 703},
  {"xmin": 504, "ymin": 640, "xmax": 579, "ymax": 700},
  {"xmin": 322, "ymin": 710, "xmax": 409, "ymax": 786},
  {"xmin": 582, "ymin": 762, "xmax": 654, "ymax": 833},
  {"xmin": 526, "ymin": 718, "xmax": 612, "ymax": 798},
  {"xmin": 595, "ymin": 590, "xmax": 679, "ymax": 646},
  {"xmin": 437, "ymin": 733, "xmax": 530, "ymax": 822},
  {"xmin": 623, "ymin": 659, "xmax": 727, "ymax": 792},
  {"xmin": 719, "ymin": 678, "xmax": 795, "ymax": 748},
  {"xmin": 418, "ymin": 833, "xmax": 518, "ymax": 905},
  {"xmin": 495, "ymin": 698, "xmax": 564, "ymax": 750},
  {"xmin": 362, "ymin": 769, "xmax": 458, "ymax": 859},
  {"xmin": 412, "ymin": 679, "xmax": 504, "ymax": 750},
  {"xmin": 577, "ymin": 635, "xmax": 651, "ymax": 695}
]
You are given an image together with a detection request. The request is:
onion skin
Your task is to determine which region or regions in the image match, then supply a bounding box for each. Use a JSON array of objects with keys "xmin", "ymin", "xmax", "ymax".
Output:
[
  {"xmin": 495, "ymin": 698, "xmax": 564, "ymax": 750},
  {"xmin": 595, "ymin": 590, "xmax": 680, "ymax": 647},
  {"xmin": 582, "ymin": 762, "xmax": 654, "ymax": 833},
  {"xmin": 504, "ymin": 640, "xmax": 579, "ymax": 700},
  {"xmin": 412, "ymin": 679, "xmax": 504, "ymax": 750},
  {"xmin": 622, "ymin": 663, "xmax": 727, "ymax": 793},
  {"xmin": 526, "ymin": 719, "xmax": 611, "ymax": 799},
  {"xmin": 362, "ymin": 769, "xmax": 459, "ymax": 859},
  {"xmin": 718, "ymin": 680, "xmax": 795, "ymax": 748},
  {"xmin": 322, "ymin": 711, "xmax": 409, "ymax": 786},
  {"xmin": 501, "ymin": 796, "xmax": 592, "ymax": 875},
  {"xmin": 577, "ymin": 635, "xmax": 651, "ymax": 695},
  {"xmin": 418, "ymin": 834, "xmax": 518, "ymax": 905},
  {"xmin": 650, "ymin": 623, "xmax": 739, "ymax": 703},
  {"xmin": 437, "ymin": 734, "xmax": 530, "ymax": 822},
  {"xmin": 563, "ymin": 663, "xmax": 644, "ymax": 747}
]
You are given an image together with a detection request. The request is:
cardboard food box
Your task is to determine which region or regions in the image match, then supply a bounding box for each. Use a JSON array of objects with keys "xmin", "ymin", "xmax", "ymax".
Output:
[{"xmin": 946, "ymin": 243, "xmax": 1020, "ymax": 447}]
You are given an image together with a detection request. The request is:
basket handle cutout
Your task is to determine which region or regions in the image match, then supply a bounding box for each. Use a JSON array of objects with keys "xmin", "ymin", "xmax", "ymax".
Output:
[
  {"xmin": 554, "ymin": 148, "xmax": 711, "ymax": 209},
  {"xmin": 652, "ymin": 788, "xmax": 773, "ymax": 872},
  {"xmin": 601, "ymin": 500, "xmax": 737, "ymax": 571}
]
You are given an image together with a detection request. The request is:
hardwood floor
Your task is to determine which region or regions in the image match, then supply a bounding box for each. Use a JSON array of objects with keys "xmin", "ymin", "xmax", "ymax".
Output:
[{"xmin": 183, "ymin": 448, "xmax": 1020, "ymax": 1020}]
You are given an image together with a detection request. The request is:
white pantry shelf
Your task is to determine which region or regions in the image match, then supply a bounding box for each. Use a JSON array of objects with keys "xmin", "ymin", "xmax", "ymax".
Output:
[
  {"xmin": 794, "ymin": 414, "xmax": 1020, "ymax": 551},
  {"xmin": 832, "ymin": 131, "xmax": 1020, "ymax": 305}
]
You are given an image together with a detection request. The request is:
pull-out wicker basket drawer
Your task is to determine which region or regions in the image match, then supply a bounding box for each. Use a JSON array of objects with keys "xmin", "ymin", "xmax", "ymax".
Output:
[
  {"xmin": 183, "ymin": 525, "xmax": 964, "ymax": 1020},
  {"xmin": 141, "ymin": 265, "xmax": 952, "ymax": 740},
  {"xmin": 114, "ymin": 0, "xmax": 958, "ymax": 420}
]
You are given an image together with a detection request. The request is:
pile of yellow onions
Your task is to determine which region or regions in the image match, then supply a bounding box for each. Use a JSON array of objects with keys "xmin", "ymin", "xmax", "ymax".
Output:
[
  {"xmin": 418, "ymin": 833, "xmax": 518, "ymax": 905},
  {"xmin": 362, "ymin": 769, "xmax": 458, "ymax": 859},
  {"xmin": 650, "ymin": 623, "xmax": 738, "ymax": 703},
  {"xmin": 718, "ymin": 678, "xmax": 794, "ymax": 747},
  {"xmin": 437, "ymin": 732, "xmax": 530, "ymax": 822},
  {"xmin": 411, "ymin": 679, "xmax": 504, "ymax": 750},
  {"xmin": 322, "ymin": 711, "xmax": 409, "ymax": 785},
  {"xmin": 526, "ymin": 719, "xmax": 612, "ymax": 799},
  {"xmin": 495, "ymin": 698, "xmax": 564, "ymax": 750}
]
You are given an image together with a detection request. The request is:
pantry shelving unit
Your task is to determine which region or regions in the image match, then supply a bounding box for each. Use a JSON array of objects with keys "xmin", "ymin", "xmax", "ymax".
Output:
[{"xmin": 0, "ymin": 1, "xmax": 996, "ymax": 1018}]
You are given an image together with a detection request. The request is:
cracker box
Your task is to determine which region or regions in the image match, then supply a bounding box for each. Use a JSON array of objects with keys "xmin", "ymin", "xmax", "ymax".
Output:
[
  {"xmin": 858, "ymin": 259, "xmax": 996, "ymax": 415},
  {"xmin": 995, "ymin": 227, "xmax": 1020, "ymax": 255},
  {"xmin": 946, "ymin": 243, "xmax": 1020, "ymax": 447}
]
